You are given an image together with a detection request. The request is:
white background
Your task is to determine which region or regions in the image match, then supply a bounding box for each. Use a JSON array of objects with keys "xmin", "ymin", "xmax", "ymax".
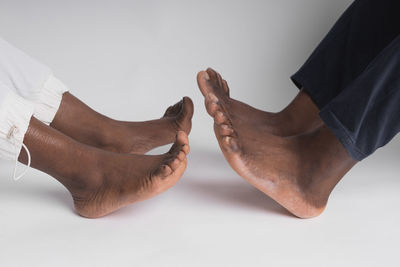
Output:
[{"xmin": 0, "ymin": 0, "xmax": 399, "ymax": 266}]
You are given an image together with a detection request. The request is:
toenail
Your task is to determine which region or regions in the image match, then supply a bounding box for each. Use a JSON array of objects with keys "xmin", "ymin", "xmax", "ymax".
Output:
[
  {"xmin": 216, "ymin": 111, "xmax": 226, "ymax": 119},
  {"xmin": 204, "ymin": 72, "xmax": 210, "ymax": 80},
  {"xmin": 221, "ymin": 124, "xmax": 232, "ymax": 130},
  {"xmin": 177, "ymin": 151, "xmax": 185, "ymax": 161},
  {"xmin": 229, "ymin": 138, "xmax": 239, "ymax": 152},
  {"xmin": 182, "ymin": 144, "xmax": 190, "ymax": 154},
  {"xmin": 161, "ymin": 165, "xmax": 172, "ymax": 177},
  {"xmin": 206, "ymin": 93, "xmax": 218, "ymax": 103},
  {"xmin": 222, "ymin": 136, "xmax": 239, "ymax": 151}
]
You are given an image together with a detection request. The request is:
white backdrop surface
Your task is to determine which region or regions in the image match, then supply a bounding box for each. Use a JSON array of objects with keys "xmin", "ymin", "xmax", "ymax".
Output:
[{"xmin": 0, "ymin": 1, "xmax": 399, "ymax": 266}]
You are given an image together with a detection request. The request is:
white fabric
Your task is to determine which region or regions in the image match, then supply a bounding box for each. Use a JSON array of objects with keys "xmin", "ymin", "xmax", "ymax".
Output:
[
  {"xmin": 33, "ymin": 75, "xmax": 69, "ymax": 125},
  {"xmin": 0, "ymin": 87, "xmax": 34, "ymax": 161},
  {"xmin": 0, "ymin": 36, "xmax": 69, "ymax": 165},
  {"xmin": 0, "ymin": 37, "xmax": 52, "ymax": 101}
]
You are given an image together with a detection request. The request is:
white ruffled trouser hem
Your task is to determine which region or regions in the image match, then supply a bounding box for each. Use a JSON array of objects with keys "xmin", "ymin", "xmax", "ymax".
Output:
[
  {"xmin": 0, "ymin": 92, "xmax": 34, "ymax": 161},
  {"xmin": 0, "ymin": 75, "xmax": 68, "ymax": 161},
  {"xmin": 33, "ymin": 75, "xmax": 69, "ymax": 125}
]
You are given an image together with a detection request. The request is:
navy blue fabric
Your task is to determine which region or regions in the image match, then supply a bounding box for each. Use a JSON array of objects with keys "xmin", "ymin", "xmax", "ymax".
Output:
[{"xmin": 291, "ymin": 0, "xmax": 400, "ymax": 161}]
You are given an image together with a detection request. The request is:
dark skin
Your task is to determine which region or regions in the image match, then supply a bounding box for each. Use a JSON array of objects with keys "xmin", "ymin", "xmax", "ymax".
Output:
[
  {"xmin": 19, "ymin": 117, "xmax": 190, "ymax": 218},
  {"xmin": 197, "ymin": 68, "xmax": 357, "ymax": 218},
  {"xmin": 16, "ymin": 93, "xmax": 194, "ymax": 218},
  {"xmin": 50, "ymin": 93, "xmax": 194, "ymax": 154},
  {"xmin": 219, "ymin": 87, "xmax": 323, "ymax": 136},
  {"xmin": 15, "ymin": 68, "xmax": 353, "ymax": 219}
]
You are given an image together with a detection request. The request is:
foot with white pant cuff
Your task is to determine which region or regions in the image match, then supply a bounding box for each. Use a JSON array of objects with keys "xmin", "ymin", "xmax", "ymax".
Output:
[{"xmin": 19, "ymin": 117, "xmax": 190, "ymax": 218}]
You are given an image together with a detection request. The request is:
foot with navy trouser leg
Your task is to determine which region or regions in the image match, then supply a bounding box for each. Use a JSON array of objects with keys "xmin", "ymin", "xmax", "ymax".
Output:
[{"xmin": 197, "ymin": 0, "xmax": 400, "ymax": 218}]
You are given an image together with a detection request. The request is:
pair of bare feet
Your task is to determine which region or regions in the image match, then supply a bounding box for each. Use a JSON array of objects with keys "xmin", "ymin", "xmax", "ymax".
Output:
[
  {"xmin": 19, "ymin": 68, "xmax": 356, "ymax": 219},
  {"xmin": 20, "ymin": 95, "xmax": 194, "ymax": 218}
]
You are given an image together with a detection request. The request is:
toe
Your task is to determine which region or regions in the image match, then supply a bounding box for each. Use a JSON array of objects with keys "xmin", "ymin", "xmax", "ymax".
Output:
[
  {"xmin": 182, "ymin": 144, "xmax": 190, "ymax": 155},
  {"xmin": 168, "ymin": 131, "xmax": 190, "ymax": 155},
  {"xmin": 205, "ymin": 101, "xmax": 219, "ymax": 116},
  {"xmin": 197, "ymin": 68, "xmax": 230, "ymax": 99},
  {"xmin": 214, "ymin": 111, "xmax": 229, "ymax": 125},
  {"xmin": 159, "ymin": 164, "xmax": 173, "ymax": 177},
  {"xmin": 163, "ymin": 96, "xmax": 193, "ymax": 122},
  {"xmin": 204, "ymin": 93, "xmax": 220, "ymax": 116},
  {"xmin": 176, "ymin": 131, "xmax": 189, "ymax": 146},
  {"xmin": 172, "ymin": 96, "xmax": 194, "ymax": 134},
  {"xmin": 163, "ymin": 98, "xmax": 184, "ymax": 117},
  {"xmin": 206, "ymin": 68, "xmax": 228, "ymax": 96},
  {"xmin": 222, "ymin": 80, "xmax": 230, "ymax": 96},
  {"xmin": 177, "ymin": 151, "xmax": 186, "ymax": 161},
  {"xmin": 222, "ymin": 136, "xmax": 240, "ymax": 152},
  {"xmin": 206, "ymin": 68, "xmax": 219, "ymax": 82},
  {"xmin": 218, "ymin": 124, "xmax": 234, "ymax": 136},
  {"xmin": 167, "ymin": 157, "xmax": 181, "ymax": 171},
  {"xmin": 197, "ymin": 71, "xmax": 211, "ymax": 97},
  {"xmin": 182, "ymin": 96, "xmax": 194, "ymax": 120},
  {"xmin": 215, "ymin": 71, "xmax": 224, "ymax": 87}
]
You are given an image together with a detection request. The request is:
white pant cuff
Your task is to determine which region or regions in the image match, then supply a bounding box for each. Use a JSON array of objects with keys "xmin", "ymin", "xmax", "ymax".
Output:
[
  {"xmin": 33, "ymin": 75, "xmax": 69, "ymax": 125},
  {"xmin": 0, "ymin": 92, "xmax": 34, "ymax": 161}
]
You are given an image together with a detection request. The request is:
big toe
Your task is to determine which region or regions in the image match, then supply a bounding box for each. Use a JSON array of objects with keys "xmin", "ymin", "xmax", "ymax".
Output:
[
  {"xmin": 164, "ymin": 98, "xmax": 184, "ymax": 117},
  {"xmin": 197, "ymin": 68, "xmax": 229, "ymax": 99},
  {"xmin": 163, "ymin": 97, "xmax": 194, "ymax": 135},
  {"xmin": 197, "ymin": 70, "xmax": 211, "ymax": 97},
  {"xmin": 180, "ymin": 96, "xmax": 194, "ymax": 126}
]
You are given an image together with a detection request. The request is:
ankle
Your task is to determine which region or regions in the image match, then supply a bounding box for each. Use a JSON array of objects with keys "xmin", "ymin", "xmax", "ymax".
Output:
[
  {"xmin": 276, "ymin": 107, "xmax": 321, "ymax": 136},
  {"xmin": 267, "ymin": 111, "xmax": 295, "ymax": 135},
  {"xmin": 67, "ymin": 148, "xmax": 106, "ymax": 204}
]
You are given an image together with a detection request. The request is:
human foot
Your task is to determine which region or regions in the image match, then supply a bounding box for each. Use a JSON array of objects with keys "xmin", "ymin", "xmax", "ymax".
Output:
[
  {"xmin": 197, "ymin": 68, "xmax": 322, "ymax": 136},
  {"xmin": 20, "ymin": 118, "xmax": 190, "ymax": 218},
  {"xmin": 197, "ymin": 69, "xmax": 356, "ymax": 218},
  {"xmin": 72, "ymin": 131, "xmax": 190, "ymax": 218},
  {"xmin": 51, "ymin": 93, "xmax": 194, "ymax": 154}
]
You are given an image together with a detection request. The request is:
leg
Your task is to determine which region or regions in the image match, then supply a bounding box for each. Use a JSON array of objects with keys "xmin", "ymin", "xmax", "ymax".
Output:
[
  {"xmin": 50, "ymin": 93, "xmax": 193, "ymax": 154},
  {"xmin": 319, "ymin": 34, "xmax": 400, "ymax": 160},
  {"xmin": 18, "ymin": 117, "xmax": 190, "ymax": 218},
  {"xmin": 292, "ymin": 0, "xmax": 400, "ymax": 108}
]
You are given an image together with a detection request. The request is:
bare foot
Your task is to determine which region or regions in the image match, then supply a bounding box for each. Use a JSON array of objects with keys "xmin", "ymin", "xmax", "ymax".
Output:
[
  {"xmin": 197, "ymin": 68, "xmax": 322, "ymax": 136},
  {"xmin": 73, "ymin": 131, "xmax": 190, "ymax": 218},
  {"xmin": 197, "ymin": 68, "xmax": 356, "ymax": 218},
  {"xmin": 20, "ymin": 118, "xmax": 190, "ymax": 218},
  {"xmin": 51, "ymin": 93, "xmax": 194, "ymax": 154}
]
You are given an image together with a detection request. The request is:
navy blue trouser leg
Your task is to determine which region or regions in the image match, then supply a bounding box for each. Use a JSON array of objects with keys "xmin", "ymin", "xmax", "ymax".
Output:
[
  {"xmin": 291, "ymin": 0, "xmax": 400, "ymax": 160},
  {"xmin": 320, "ymin": 35, "xmax": 400, "ymax": 160}
]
